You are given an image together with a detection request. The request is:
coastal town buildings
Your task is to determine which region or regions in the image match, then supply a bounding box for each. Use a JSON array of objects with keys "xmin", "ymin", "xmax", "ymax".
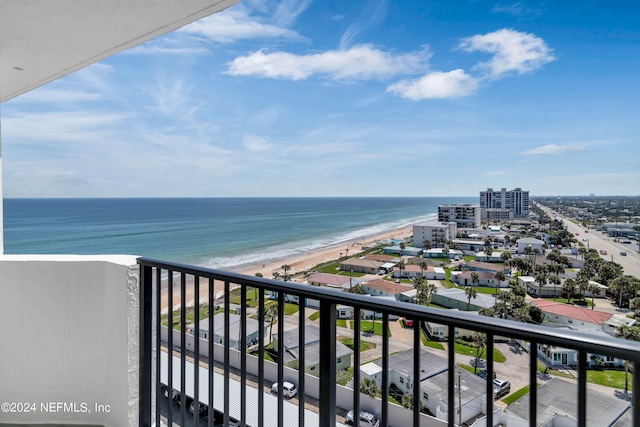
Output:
[
  {"xmin": 413, "ymin": 220, "xmax": 457, "ymax": 248},
  {"xmin": 480, "ymin": 187, "xmax": 530, "ymax": 220},
  {"xmin": 438, "ymin": 204, "xmax": 482, "ymax": 229}
]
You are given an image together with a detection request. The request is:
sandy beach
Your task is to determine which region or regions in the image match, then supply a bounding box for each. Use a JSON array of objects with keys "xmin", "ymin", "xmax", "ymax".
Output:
[{"xmin": 160, "ymin": 224, "xmax": 414, "ymax": 314}]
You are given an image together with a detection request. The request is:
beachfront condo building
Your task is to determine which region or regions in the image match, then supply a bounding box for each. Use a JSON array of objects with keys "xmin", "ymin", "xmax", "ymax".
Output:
[
  {"xmin": 479, "ymin": 187, "xmax": 530, "ymax": 220},
  {"xmin": 413, "ymin": 220, "xmax": 457, "ymax": 248},
  {"xmin": 437, "ymin": 203, "xmax": 481, "ymax": 229}
]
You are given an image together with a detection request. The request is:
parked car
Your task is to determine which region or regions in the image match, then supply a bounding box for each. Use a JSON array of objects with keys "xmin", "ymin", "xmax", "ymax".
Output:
[
  {"xmin": 493, "ymin": 378, "xmax": 511, "ymax": 399},
  {"xmin": 476, "ymin": 369, "xmax": 496, "ymax": 380},
  {"xmin": 620, "ymin": 251, "xmax": 627, "ymax": 256},
  {"xmin": 345, "ymin": 410, "xmax": 381, "ymax": 427},
  {"xmin": 403, "ymin": 318, "xmax": 415, "ymax": 327},
  {"xmin": 600, "ymin": 250, "xmax": 607, "ymax": 255},
  {"xmin": 271, "ymin": 381, "xmax": 298, "ymax": 398}
]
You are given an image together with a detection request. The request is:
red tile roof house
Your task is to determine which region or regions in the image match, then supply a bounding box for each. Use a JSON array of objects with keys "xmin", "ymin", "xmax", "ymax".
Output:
[
  {"xmin": 531, "ymin": 299, "xmax": 614, "ymax": 331},
  {"xmin": 530, "ymin": 299, "xmax": 636, "ymax": 368},
  {"xmin": 361, "ymin": 279, "xmax": 414, "ymax": 299},
  {"xmin": 392, "ymin": 264, "xmax": 445, "ymax": 280}
]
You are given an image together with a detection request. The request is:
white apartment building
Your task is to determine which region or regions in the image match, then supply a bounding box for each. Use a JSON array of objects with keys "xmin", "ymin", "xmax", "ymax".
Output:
[
  {"xmin": 413, "ymin": 220, "xmax": 457, "ymax": 248},
  {"xmin": 479, "ymin": 187, "xmax": 530, "ymax": 219},
  {"xmin": 438, "ymin": 204, "xmax": 481, "ymax": 228}
]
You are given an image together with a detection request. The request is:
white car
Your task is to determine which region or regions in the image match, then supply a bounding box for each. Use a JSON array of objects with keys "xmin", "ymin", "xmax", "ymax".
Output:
[
  {"xmin": 271, "ymin": 381, "xmax": 298, "ymax": 398},
  {"xmin": 345, "ymin": 410, "xmax": 380, "ymax": 427}
]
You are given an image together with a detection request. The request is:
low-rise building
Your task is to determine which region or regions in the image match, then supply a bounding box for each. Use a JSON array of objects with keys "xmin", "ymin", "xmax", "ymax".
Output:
[
  {"xmin": 361, "ymin": 279, "xmax": 413, "ymax": 299},
  {"xmin": 186, "ymin": 313, "xmax": 266, "ymax": 350},
  {"xmin": 272, "ymin": 325, "xmax": 352, "ymax": 375},
  {"xmin": 393, "ymin": 264, "xmax": 445, "ymax": 280},
  {"xmin": 465, "ymin": 260, "xmax": 510, "ymax": 275},
  {"xmin": 515, "ymin": 237, "xmax": 545, "ymax": 254},
  {"xmin": 422, "ymin": 248, "xmax": 464, "ymax": 259},
  {"xmin": 430, "ymin": 288, "xmax": 496, "ymax": 311},
  {"xmin": 452, "ymin": 271, "xmax": 508, "ymax": 288},
  {"xmin": 307, "ymin": 272, "xmax": 361, "ymax": 290},
  {"xmin": 413, "ymin": 220, "xmax": 457, "ymax": 248},
  {"xmin": 383, "ymin": 246, "xmax": 424, "ymax": 257},
  {"xmin": 340, "ymin": 258, "xmax": 384, "ymax": 274}
]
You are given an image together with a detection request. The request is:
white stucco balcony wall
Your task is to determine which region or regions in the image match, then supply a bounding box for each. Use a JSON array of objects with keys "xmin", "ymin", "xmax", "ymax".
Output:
[{"xmin": 0, "ymin": 255, "xmax": 139, "ymax": 427}]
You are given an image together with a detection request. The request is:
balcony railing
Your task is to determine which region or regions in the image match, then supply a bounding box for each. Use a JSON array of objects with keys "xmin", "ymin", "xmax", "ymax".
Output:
[{"xmin": 138, "ymin": 257, "xmax": 640, "ymax": 427}]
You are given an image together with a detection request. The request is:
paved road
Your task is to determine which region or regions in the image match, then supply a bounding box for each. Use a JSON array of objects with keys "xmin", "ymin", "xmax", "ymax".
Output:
[{"xmin": 535, "ymin": 201, "xmax": 640, "ymax": 279}]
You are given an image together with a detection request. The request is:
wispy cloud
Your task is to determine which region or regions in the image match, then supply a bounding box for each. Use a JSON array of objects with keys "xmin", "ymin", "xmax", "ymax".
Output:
[
  {"xmin": 487, "ymin": 170, "xmax": 509, "ymax": 176},
  {"xmin": 340, "ymin": 0, "xmax": 388, "ymax": 49},
  {"xmin": 226, "ymin": 44, "xmax": 430, "ymax": 80},
  {"xmin": 242, "ymin": 135, "xmax": 274, "ymax": 152},
  {"xmin": 492, "ymin": 2, "xmax": 543, "ymax": 19},
  {"xmin": 179, "ymin": 5, "xmax": 304, "ymax": 43},
  {"xmin": 520, "ymin": 144, "xmax": 585, "ymax": 156},
  {"xmin": 387, "ymin": 69, "xmax": 479, "ymax": 99},
  {"xmin": 273, "ymin": 0, "xmax": 313, "ymax": 27},
  {"xmin": 126, "ymin": 38, "xmax": 210, "ymax": 56},
  {"xmin": 459, "ymin": 28, "xmax": 555, "ymax": 79}
]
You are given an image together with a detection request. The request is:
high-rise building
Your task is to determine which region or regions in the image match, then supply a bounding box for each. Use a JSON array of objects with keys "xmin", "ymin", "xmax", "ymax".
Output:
[
  {"xmin": 479, "ymin": 187, "xmax": 530, "ymax": 220},
  {"xmin": 438, "ymin": 204, "xmax": 481, "ymax": 229}
]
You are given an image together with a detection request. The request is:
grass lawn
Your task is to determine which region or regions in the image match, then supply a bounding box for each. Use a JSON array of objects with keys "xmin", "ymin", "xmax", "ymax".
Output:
[
  {"xmin": 308, "ymin": 311, "xmax": 320, "ymax": 321},
  {"xmin": 502, "ymin": 385, "xmax": 532, "ymax": 404},
  {"xmin": 162, "ymin": 303, "xmax": 218, "ymax": 330},
  {"xmin": 420, "ymin": 331, "xmax": 445, "ymax": 350},
  {"xmin": 315, "ymin": 262, "xmax": 342, "ymax": 274},
  {"xmin": 542, "ymin": 296, "xmax": 593, "ymax": 308},
  {"xmin": 472, "ymin": 286, "xmax": 501, "ymax": 295},
  {"xmin": 350, "ymin": 320, "xmax": 392, "ymax": 337},
  {"xmin": 536, "ymin": 362, "xmax": 575, "ymax": 379},
  {"xmin": 338, "ymin": 337, "xmax": 376, "ymax": 352},
  {"xmin": 586, "ymin": 369, "xmax": 632, "ymax": 389},
  {"xmin": 263, "ymin": 300, "xmax": 299, "ymax": 315},
  {"xmin": 458, "ymin": 364, "xmax": 475, "ymax": 374},
  {"xmin": 336, "ymin": 319, "xmax": 347, "ymax": 328},
  {"xmin": 455, "ymin": 341, "xmax": 506, "ymax": 363}
]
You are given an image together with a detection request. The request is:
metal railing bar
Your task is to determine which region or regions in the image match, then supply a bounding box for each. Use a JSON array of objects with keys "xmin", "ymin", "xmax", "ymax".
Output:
[
  {"xmin": 413, "ymin": 320, "xmax": 420, "ymax": 426},
  {"xmin": 486, "ymin": 333, "xmax": 494, "ymax": 427},
  {"xmin": 167, "ymin": 270, "xmax": 173, "ymax": 427},
  {"xmin": 319, "ymin": 298, "xmax": 337, "ymax": 427},
  {"xmin": 154, "ymin": 266, "xmax": 162, "ymax": 427},
  {"xmin": 448, "ymin": 330, "xmax": 455, "ymax": 425},
  {"xmin": 240, "ymin": 284, "xmax": 247, "ymax": 427},
  {"xmin": 298, "ymin": 297, "xmax": 306, "ymax": 427},
  {"xmin": 223, "ymin": 280, "xmax": 230, "ymax": 427},
  {"xmin": 577, "ymin": 351, "xmax": 587, "ymax": 427},
  {"xmin": 179, "ymin": 272, "xmax": 186, "ymax": 427},
  {"xmin": 139, "ymin": 264, "xmax": 152, "ymax": 427},
  {"xmin": 529, "ymin": 339, "xmax": 538, "ymax": 427},
  {"xmin": 381, "ymin": 313, "xmax": 389, "ymax": 427},
  {"xmin": 208, "ymin": 277, "xmax": 215, "ymax": 427},
  {"xmin": 193, "ymin": 274, "xmax": 200, "ymax": 427},
  {"xmin": 277, "ymin": 292, "xmax": 285, "ymax": 427},
  {"xmin": 353, "ymin": 307, "xmax": 361, "ymax": 427},
  {"xmin": 258, "ymin": 289, "xmax": 265, "ymax": 427},
  {"xmin": 137, "ymin": 257, "xmax": 640, "ymax": 362},
  {"xmin": 633, "ymin": 361, "xmax": 640, "ymax": 427}
]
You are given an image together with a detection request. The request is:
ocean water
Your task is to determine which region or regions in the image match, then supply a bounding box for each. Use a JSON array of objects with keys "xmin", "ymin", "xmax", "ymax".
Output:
[{"xmin": 4, "ymin": 197, "xmax": 475, "ymax": 269}]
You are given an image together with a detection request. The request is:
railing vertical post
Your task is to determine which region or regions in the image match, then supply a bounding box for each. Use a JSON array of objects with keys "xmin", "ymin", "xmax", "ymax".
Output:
[
  {"xmin": 353, "ymin": 308, "xmax": 361, "ymax": 427},
  {"xmin": 529, "ymin": 340, "xmax": 538, "ymax": 427},
  {"xmin": 577, "ymin": 351, "xmax": 587, "ymax": 427},
  {"xmin": 298, "ymin": 297, "xmax": 306, "ymax": 427},
  {"xmin": 413, "ymin": 320, "xmax": 421, "ymax": 427},
  {"xmin": 319, "ymin": 298, "xmax": 336, "ymax": 427},
  {"xmin": 448, "ymin": 329, "xmax": 455, "ymax": 425},
  {"xmin": 139, "ymin": 264, "xmax": 153, "ymax": 427},
  {"xmin": 381, "ymin": 313, "xmax": 389, "ymax": 427},
  {"xmin": 486, "ymin": 333, "xmax": 494, "ymax": 427},
  {"xmin": 633, "ymin": 360, "xmax": 640, "ymax": 427},
  {"xmin": 257, "ymin": 289, "xmax": 265, "ymax": 427}
]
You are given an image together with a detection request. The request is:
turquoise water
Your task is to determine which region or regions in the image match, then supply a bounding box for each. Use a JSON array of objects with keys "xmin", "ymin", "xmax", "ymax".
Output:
[{"xmin": 4, "ymin": 197, "xmax": 475, "ymax": 269}]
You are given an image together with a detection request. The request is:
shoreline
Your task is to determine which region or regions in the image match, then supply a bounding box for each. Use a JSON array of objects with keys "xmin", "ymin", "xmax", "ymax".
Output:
[{"xmin": 160, "ymin": 222, "xmax": 415, "ymax": 314}]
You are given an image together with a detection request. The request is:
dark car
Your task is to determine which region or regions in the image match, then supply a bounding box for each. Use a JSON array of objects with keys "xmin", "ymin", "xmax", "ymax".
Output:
[{"xmin": 476, "ymin": 369, "xmax": 496, "ymax": 380}]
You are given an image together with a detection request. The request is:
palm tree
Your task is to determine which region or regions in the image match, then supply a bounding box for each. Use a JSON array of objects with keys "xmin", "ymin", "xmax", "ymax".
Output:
[
  {"xmin": 262, "ymin": 304, "xmax": 279, "ymax": 342},
  {"xmin": 500, "ymin": 250, "xmax": 511, "ymax": 264},
  {"xmin": 562, "ymin": 278, "xmax": 576, "ymax": 299},
  {"xmin": 485, "ymin": 245, "xmax": 493, "ymax": 262},
  {"xmin": 586, "ymin": 282, "xmax": 601, "ymax": 309},
  {"xmin": 472, "ymin": 332, "xmax": 487, "ymax": 373},
  {"xmin": 281, "ymin": 264, "xmax": 291, "ymax": 281},
  {"xmin": 272, "ymin": 271, "xmax": 280, "ymax": 280},
  {"xmin": 549, "ymin": 275, "xmax": 561, "ymax": 301},
  {"xmin": 470, "ymin": 272, "xmax": 479, "ymax": 286},
  {"xmin": 423, "ymin": 239, "xmax": 432, "ymax": 250},
  {"xmin": 465, "ymin": 286, "xmax": 477, "ymax": 310},
  {"xmin": 494, "ymin": 271, "xmax": 506, "ymax": 295},
  {"xmin": 397, "ymin": 260, "xmax": 406, "ymax": 278},
  {"xmin": 615, "ymin": 325, "xmax": 640, "ymax": 392},
  {"xmin": 359, "ymin": 377, "xmax": 380, "ymax": 398},
  {"xmin": 418, "ymin": 261, "xmax": 428, "ymax": 279}
]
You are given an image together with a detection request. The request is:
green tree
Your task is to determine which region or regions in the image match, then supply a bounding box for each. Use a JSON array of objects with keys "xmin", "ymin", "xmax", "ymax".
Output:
[
  {"xmin": 349, "ymin": 283, "xmax": 365, "ymax": 295},
  {"xmin": 472, "ymin": 332, "xmax": 486, "ymax": 373},
  {"xmin": 615, "ymin": 325, "xmax": 640, "ymax": 391},
  {"xmin": 281, "ymin": 264, "xmax": 291, "ymax": 281},
  {"xmin": 562, "ymin": 278, "xmax": 577, "ymax": 299},
  {"xmin": 359, "ymin": 377, "xmax": 380, "ymax": 398},
  {"xmin": 262, "ymin": 304, "xmax": 279, "ymax": 342},
  {"xmin": 586, "ymin": 282, "xmax": 602, "ymax": 309},
  {"xmin": 494, "ymin": 271, "xmax": 506, "ymax": 295},
  {"xmin": 465, "ymin": 286, "xmax": 477, "ymax": 310}
]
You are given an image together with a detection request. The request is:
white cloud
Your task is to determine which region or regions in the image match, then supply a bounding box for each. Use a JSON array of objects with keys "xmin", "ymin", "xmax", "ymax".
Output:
[
  {"xmin": 274, "ymin": 0, "xmax": 313, "ymax": 27},
  {"xmin": 340, "ymin": 0, "xmax": 388, "ymax": 49},
  {"xmin": 487, "ymin": 170, "xmax": 508, "ymax": 176},
  {"xmin": 492, "ymin": 2, "xmax": 542, "ymax": 18},
  {"xmin": 386, "ymin": 69, "xmax": 479, "ymax": 100},
  {"xmin": 332, "ymin": 14, "xmax": 345, "ymax": 21},
  {"xmin": 459, "ymin": 28, "xmax": 555, "ymax": 79},
  {"xmin": 126, "ymin": 40, "xmax": 209, "ymax": 56},
  {"xmin": 226, "ymin": 44, "xmax": 430, "ymax": 80},
  {"xmin": 179, "ymin": 6, "xmax": 302, "ymax": 43},
  {"xmin": 520, "ymin": 144, "xmax": 585, "ymax": 156}
]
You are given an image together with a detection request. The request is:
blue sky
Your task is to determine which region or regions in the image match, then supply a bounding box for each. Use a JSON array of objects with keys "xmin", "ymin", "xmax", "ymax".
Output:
[{"xmin": 2, "ymin": 0, "xmax": 639, "ymax": 197}]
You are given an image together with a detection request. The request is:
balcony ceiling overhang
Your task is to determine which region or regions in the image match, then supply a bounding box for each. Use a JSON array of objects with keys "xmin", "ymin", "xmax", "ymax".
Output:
[{"xmin": 0, "ymin": 0, "xmax": 239, "ymax": 103}]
